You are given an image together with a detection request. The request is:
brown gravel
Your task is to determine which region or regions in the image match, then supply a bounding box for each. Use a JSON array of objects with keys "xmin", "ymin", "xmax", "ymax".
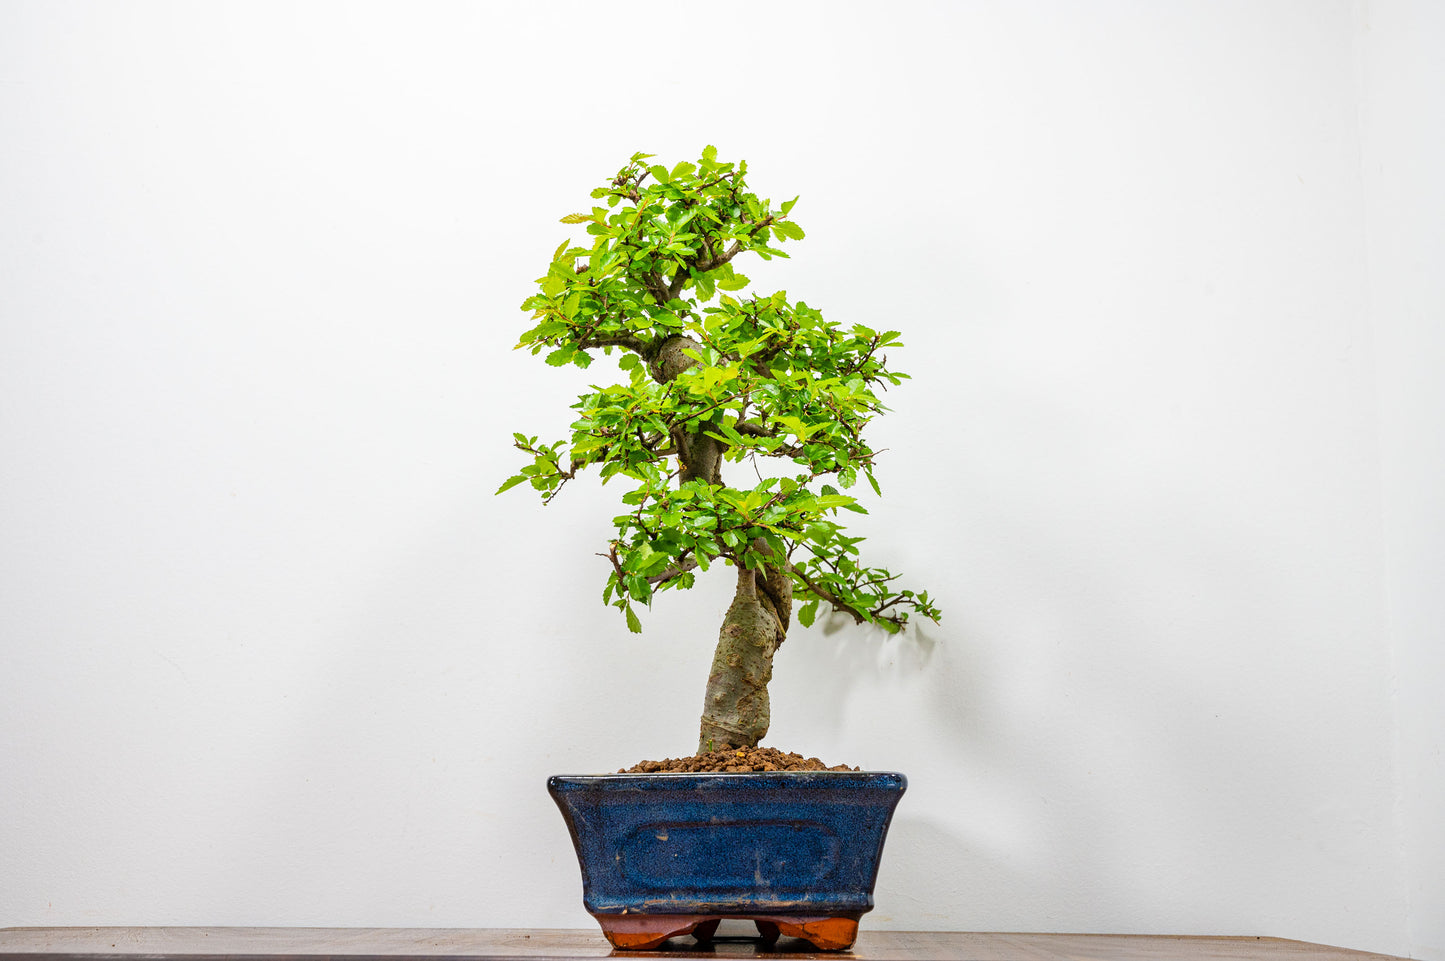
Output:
[{"xmin": 618, "ymin": 746, "xmax": 859, "ymax": 774}]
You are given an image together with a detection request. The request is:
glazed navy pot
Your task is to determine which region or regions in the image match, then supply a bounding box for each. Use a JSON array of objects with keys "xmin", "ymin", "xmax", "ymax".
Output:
[{"xmin": 547, "ymin": 771, "xmax": 906, "ymax": 951}]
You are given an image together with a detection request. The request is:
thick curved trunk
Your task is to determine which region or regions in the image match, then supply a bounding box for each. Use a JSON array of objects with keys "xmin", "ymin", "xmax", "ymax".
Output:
[{"xmin": 697, "ymin": 559, "xmax": 792, "ymax": 754}]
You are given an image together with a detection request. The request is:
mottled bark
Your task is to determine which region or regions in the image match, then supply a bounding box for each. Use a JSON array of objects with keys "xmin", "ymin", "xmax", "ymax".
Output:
[
  {"xmin": 649, "ymin": 334, "xmax": 724, "ymax": 486},
  {"xmin": 697, "ymin": 552, "xmax": 792, "ymax": 754},
  {"xmin": 648, "ymin": 333, "xmax": 702, "ymax": 385}
]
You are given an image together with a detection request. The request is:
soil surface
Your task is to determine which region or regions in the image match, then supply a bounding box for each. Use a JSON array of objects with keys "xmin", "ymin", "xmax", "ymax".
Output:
[{"xmin": 619, "ymin": 746, "xmax": 859, "ymax": 773}]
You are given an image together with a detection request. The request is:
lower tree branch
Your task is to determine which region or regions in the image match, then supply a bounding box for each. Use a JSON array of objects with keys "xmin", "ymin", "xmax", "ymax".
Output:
[
  {"xmin": 788, "ymin": 563, "xmax": 867, "ymax": 625},
  {"xmin": 600, "ymin": 547, "xmax": 701, "ymax": 591},
  {"xmin": 649, "ymin": 555, "xmax": 699, "ymax": 585}
]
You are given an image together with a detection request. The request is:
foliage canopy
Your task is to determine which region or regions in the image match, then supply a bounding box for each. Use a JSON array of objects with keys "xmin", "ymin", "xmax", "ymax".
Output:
[{"xmin": 500, "ymin": 147, "xmax": 939, "ymax": 638}]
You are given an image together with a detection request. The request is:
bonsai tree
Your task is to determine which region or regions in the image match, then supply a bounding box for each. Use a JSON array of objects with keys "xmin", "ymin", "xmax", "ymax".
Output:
[{"xmin": 500, "ymin": 148, "xmax": 940, "ymax": 756}]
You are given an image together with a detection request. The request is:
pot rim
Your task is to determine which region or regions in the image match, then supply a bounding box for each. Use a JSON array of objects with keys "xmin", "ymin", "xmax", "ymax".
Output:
[
  {"xmin": 548, "ymin": 771, "xmax": 907, "ymax": 790},
  {"xmin": 550, "ymin": 770, "xmax": 905, "ymax": 777}
]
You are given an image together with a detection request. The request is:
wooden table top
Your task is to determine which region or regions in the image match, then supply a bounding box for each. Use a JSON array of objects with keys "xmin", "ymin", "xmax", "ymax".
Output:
[{"xmin": 0, "ymin": 928, "xmax": 1410, "ymax": 961}]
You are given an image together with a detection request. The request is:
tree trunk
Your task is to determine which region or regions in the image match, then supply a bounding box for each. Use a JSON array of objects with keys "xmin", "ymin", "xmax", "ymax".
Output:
[
  {"xmin": 697, "ymin": 555, "xmax": 792, "ymax": 754},
  {"xmin": 644, "ymin": 333, "xmax": 794, "ymax": 754}
]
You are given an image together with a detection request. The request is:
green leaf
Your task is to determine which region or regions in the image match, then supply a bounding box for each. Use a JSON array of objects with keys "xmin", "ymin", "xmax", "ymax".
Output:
[
  {"xmin": 798, "ymin": 599, "xmax": 819, "ymax": 628},
  {"xmin": 559, "ymin": 212, "xmax": 593, "ymax": 224},
  {"xmin": 544, "ymin": 347, "xmax": 572, "ymax": 366},
  {"xmin": 701, "ymin": 144, "xmax": 718, "ymax": 164},
  {"xmin": 694, "ymin": 271, "xmax": 715, "ymax": 301},
  {"xmin": 780, "ymin": 195, "xmax": 799, "ymax": 215},
  {"xmin": 775, "ymin": 220, "xmax": 805, "ymax": 241},
  {"xmin": 648, "ymin": 164, "xmax": 671, "ymax": 184},
  {"xmin": 624, "ymin": 604, "xmax": 642, "ymax": 633},
  {"xmin": 495, "ymin": 474, "xmax": 529, "ymax": 495}
]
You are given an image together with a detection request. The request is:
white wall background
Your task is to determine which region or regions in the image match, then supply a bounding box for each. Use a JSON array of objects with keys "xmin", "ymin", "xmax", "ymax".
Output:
[
  {"xmin": 1360, "ymin": 2, "xmax": 1445, "ymax": 959},
  {"xmin": 1, "ymin": 2, "xmax": 1440, "ymax": 958}
]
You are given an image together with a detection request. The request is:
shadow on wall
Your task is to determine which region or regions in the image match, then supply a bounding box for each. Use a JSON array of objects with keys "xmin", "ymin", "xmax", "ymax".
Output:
[
  {"xmin": 904, "ymin": 479, "xmax": 1385, "ymax": 936},
  {"xmin": 782, "ymin": 609, "xmax": 947, "ymax": 737},
  {"xmin": 775, "ymin": 376, "xmax": 1389, "ymax": 939}
]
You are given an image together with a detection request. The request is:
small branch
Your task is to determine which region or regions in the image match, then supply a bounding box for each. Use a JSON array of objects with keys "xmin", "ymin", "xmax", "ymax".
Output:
[
  {"xmin": 643, "ymin": 270, "xmax": 670, "ymax": 305},
  {"xmin": 667, "ymin": 276, "xmax": 688, "ymax": 303},
  {"xmin": 694, "ymin": 239, "xmax": 745, "ymax": 273},
  {"xmin": 787, "ymin": 563, "xmax": 867, "ymax": 625},
  {"xmin": 841, "ymin": 335, "xmax": 882, "ymax": 377},
  {"xmin": 693, "ymin": 216, "xmax": 776, "ymax": 273},
  {"xmin": 543, "ymin": 475, "xmax": 573, "ymax": 505},
  {"xmin": 636, "ymin": 427, "xmax": 675, "ymax": 457},
  {"xmin": 787, "ymin": 562, "xmax": 912, "ymax": 629},
  {"xmin": 579, "ymin": 333, "xmax": 650, "ymax": 355},
  {"xmin": 667, "ymin": 396, "xmax": 735, "ymax": 434},
  {"xmin": 600, "ymin": 547, "xmax": 701, "ymax": 592},
  {"xmin": 871, "ymin": 594, "xmax": 907, "ymax": 618},
  {"xmin": 513, "ymin": 440, "xmax": 577, "ymax": 505},
  {"xmin": 601, "ymin": 546, "xmax": 627, "ymax": 581},
  {"xmin": 694, "ymin": 173, "xmax": 732, "ymax": 193},
  {"xmin": 699, "ymin": 233, "xmax": 719, "ymax": 268},
  {"xmin": 648, "ymin": 555, "xmax": 700, "ymax": 585}
]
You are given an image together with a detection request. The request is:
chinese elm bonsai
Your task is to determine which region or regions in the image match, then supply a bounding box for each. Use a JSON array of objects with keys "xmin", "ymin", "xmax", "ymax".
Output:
[{"xmin": 500, "ymin": 148, "xmax": 940, "ymax": 758}]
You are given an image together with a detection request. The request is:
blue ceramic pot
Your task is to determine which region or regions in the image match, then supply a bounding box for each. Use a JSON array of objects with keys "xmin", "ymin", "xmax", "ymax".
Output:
[{"xmin": 547, "ymin": 771, "xmax": 906, "ymax": 950}]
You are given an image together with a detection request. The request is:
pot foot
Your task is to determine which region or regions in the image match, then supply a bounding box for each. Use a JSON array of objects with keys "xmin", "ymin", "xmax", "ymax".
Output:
[
  {"xmin": 769, "ymin": 916, "xmax": 859, "ymax": 951},
  {"xmin": 592, "ymin": 913, "xmax": 859, "ymax": 951},
  {"xmin": 593, "ymin": 914, "xmax": 711, "ymax": 951}
]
